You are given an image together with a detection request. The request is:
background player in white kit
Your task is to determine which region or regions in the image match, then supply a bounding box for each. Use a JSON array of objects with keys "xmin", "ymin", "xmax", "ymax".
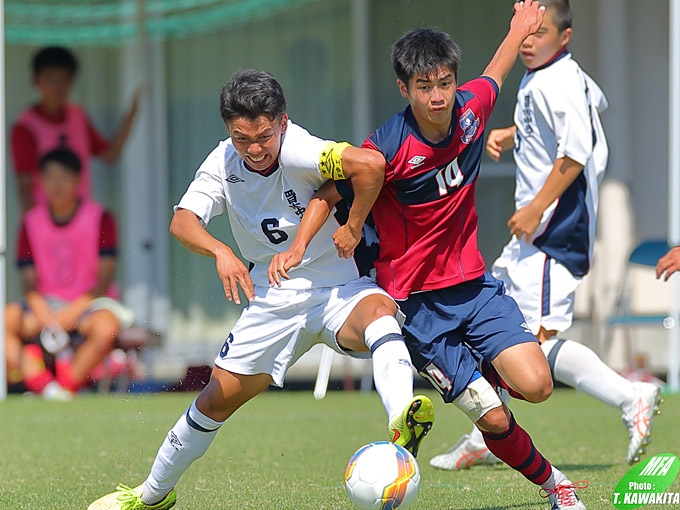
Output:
[
  {"xmin": 430, "ymin": 0, "xmax": 662, "ymax": 472},
  {"xmin": 88, "ymin": 69, "xmax": 434, "ymax": 510}
]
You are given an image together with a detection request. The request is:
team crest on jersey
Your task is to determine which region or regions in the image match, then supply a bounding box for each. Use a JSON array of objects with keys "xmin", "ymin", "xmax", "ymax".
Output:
[
  {"xmin": 226, "ymin": 174, "xmax": 245, "ymax": 183},
  {"xmin": 459, "ymin": 108, "xmax": 480, "ymax": 144},
  {"xmin": 408, "ymin": 155, "xmax": 426, "ymax": 169}
]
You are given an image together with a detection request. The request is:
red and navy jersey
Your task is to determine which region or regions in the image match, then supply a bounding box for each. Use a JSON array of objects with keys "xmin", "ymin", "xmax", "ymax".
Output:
[{"xmin": 363, "ymin": 76, "xmax": 498, "ymax": 299}]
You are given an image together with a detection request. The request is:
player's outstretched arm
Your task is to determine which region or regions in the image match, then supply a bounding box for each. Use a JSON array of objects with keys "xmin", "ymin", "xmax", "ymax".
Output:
[
  {"xmin": 482, "ymin": 0, "xmax": 545, "ymax": 90},
  {"xmin": 100, "ymin": 88, "xmax": 142, "ymax": 164},
  {"xmin": 268, "ymin": 180, "xmax": 343, "ymax": 287},
  {"xmin": 170, "ymin": 208, "xmax": 254, "ymax": 304},
  {"xmin": 657, "ymin": 246, "xmax": 680, "ymax": 281}
]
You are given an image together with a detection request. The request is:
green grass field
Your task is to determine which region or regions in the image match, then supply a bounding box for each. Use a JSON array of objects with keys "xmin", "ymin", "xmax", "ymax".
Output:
[{"xmin": 1, "ymin": 388, "xmax": 678, "ymax": 509}]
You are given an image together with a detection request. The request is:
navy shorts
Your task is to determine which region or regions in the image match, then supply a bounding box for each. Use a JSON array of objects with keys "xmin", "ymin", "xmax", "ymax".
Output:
[{"xmin": 399, "ymin": 272, "xmax": 538, "ymax": 402}]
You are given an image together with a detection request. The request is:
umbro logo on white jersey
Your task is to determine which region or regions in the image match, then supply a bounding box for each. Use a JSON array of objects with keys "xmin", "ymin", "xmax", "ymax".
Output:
[
  {"xmin": 408, "ymin": 155, "xmax": 426, "ymax": 168},
  {"xmin": 226, "ymin": 174, "xmax": 245, "ymax": 183}
]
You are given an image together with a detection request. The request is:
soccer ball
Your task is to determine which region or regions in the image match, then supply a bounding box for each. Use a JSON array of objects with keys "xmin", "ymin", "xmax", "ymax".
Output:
[{"xmin": 344, "ymin": 441, "xmax": 420, "ymax": 509}]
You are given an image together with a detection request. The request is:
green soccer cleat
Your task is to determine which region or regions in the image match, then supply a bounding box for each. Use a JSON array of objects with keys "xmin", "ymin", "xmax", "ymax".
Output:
[
  {"xmin": 389, "ymin": 395, "xmax": 435, "ymax": 458},
  {"xmin": 87, "ymin": 484, "xmax": 176, "ymax": 510}
]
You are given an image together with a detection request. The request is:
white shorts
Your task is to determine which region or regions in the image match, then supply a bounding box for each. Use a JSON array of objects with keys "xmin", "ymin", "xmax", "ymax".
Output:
[
  {"xmin": 214, "ymin": 276, "xmax": 394, "ymax": 387},
  {"xmin": 491, "ymin": 237, "xmax": 581, "ymax": 336}
]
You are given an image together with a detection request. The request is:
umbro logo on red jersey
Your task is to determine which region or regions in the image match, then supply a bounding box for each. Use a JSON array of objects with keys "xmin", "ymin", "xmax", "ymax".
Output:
[
  {"xmin": 226, "ymin": 174, "xmax": 245, "ymax": 183},
  {"xmin": 408, "ymin": 155, "xmax": 426, "ymax": 169}
]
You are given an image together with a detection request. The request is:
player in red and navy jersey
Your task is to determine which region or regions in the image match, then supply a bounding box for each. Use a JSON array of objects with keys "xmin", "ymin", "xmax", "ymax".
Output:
[
  {"xmin": 433, "ymin": 0, "xmax": 661, "ymax": 473},
  {"xmin": 363, "ymin": 67, "xmax": 495, "ymax": 298},
  {"xmin": 273, "ymin": 2, "xmax": 588, "ymax": 507}
]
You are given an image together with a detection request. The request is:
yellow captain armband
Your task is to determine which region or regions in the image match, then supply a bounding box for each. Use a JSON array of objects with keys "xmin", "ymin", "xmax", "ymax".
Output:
[{"xmin": 319, "ymin": 141, "xmax": 352, "ymax": 180}]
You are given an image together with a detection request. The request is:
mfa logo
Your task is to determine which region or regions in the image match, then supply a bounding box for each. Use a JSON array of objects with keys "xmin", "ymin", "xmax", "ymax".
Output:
[{"xmin": 612, "ymin": 453, "xmax": 680, "ymax": 508}]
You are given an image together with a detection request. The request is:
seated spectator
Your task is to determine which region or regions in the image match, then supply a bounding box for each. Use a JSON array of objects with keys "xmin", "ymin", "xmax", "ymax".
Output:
[{"xmin": 4, "ymin": 148, "xmax": 131, "ymax": 400}]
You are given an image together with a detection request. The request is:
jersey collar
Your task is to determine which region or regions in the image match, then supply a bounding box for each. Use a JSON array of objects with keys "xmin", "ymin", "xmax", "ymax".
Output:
[
  {"xmin": 243, "ymin": 159, "xmax": 280, "ymax": 177},
  {"xmin": 527, "ymin": 48, "xmax": 570, "ymax": 74},
  {"xmin": 404, "ymin": 106, "xmax": 454, "ymax": 148}
]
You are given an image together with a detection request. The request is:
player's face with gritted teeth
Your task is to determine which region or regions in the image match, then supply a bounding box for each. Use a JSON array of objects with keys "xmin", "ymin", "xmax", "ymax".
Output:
[
  {"xmin": 399, "ymin": 65, "xmax": 456, "ymax": 131},
  {"xmin": 228, "ymin": 114, "xmax": 288, "ymax": 172},
  {"xmin": 519, "ymin": 8, "xmax": 571, "ymax": 69}
]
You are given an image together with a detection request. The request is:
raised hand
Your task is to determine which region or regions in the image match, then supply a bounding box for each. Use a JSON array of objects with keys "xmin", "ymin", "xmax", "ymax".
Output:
[{"xmin": 511, "ymin": 0, "xmax": 546, "ymax": 39}]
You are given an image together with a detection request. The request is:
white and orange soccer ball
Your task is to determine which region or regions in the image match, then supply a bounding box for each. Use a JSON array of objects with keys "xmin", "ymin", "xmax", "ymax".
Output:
[{"xmin": 344, "ymin": 441, "xmax": 420, "ymax": 509}]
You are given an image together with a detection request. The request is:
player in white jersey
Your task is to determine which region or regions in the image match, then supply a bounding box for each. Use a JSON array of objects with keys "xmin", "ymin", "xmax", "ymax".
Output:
[
  {"xmin": 88, "ymin": 69, "xmax": 434, "ymax": 510},
  {"xmin": 430, "ymin": 0, "xmax": 662, "ymax": 472}
]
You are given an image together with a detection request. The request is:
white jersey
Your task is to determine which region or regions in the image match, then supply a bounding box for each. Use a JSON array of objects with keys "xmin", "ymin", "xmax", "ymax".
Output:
[
  {"xmin": 176, "ymin": 120, "xmax": 361, "ymax": 289},
  {"xmin": 513, "ymin": 51, "xmax": 608, "ymax": 277}
]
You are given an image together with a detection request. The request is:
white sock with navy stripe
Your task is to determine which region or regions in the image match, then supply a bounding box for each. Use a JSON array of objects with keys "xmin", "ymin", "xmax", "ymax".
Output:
[
  {"xmin": 365, "ymin": 316, "xmax": 414, "ymax": 424},
  {"xmin": 142, "ymin": 399, "xmax": 224, "ymax": 504},
  {"xmin": 542, "ymin": 338, "xmax": 634, "ymax": 408}
]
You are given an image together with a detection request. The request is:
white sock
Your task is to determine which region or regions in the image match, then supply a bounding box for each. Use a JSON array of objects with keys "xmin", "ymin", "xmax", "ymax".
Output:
[
  {"xmin": 142, "ymin": 400, "xmax": 224, "ymax": 504},
  {"xmin": 541, "ymin": 465, "xmax": 569, "ymax": 489},
  {"xmin": 365, "ymin": 316, "xmax": 414, "ymax": 423},
  {"xmin": 542, "ymin": 338, "xmax": 634, "ymax": 409},
  {"xmin": 469, "ymin": 424, "xmax": 485, "ymax": 444}
]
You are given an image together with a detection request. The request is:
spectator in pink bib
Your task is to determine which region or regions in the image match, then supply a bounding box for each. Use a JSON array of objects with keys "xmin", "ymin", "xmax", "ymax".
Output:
[
  {"xmin": 11, "ymin": 46, "xmax": 139, "ymax": 212},
  {"xmin": 4, "ymin": 148, "xmax": 131, "ymax": 400}
]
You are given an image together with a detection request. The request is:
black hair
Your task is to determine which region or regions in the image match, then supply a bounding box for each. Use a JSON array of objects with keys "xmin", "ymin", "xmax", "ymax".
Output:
[
  {"xmin": 219, "ymin": 69, "xmax": 287, "ymax": 124},
  {"xmin": 39, "ymin": 148, "xmax": 82, "ymax": 175},
  {"xmin": 391, "ymin": 28, "xmax": 463, "ymax": 86},
  {"xmin": 537, "ymin": 0, "xmax": 572, "ymax": 32},
  {"xmin": 32, "ymin": 46, "xmax": 79, "ymax": 77}
]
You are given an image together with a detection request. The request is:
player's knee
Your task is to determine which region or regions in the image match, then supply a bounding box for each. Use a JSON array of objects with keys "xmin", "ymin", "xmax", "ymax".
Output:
[
  {"xmin": 521, "ymin": 374, "xmax": 553, "ymax": 403},
  {"xmin": 367, "ymin": 302, "xmax": 398, "ymax": 325},
  {"xmin": 88, "ymin": 311, "xmax": 121, "ymax": 348},
  {"xmin": 476, "ymin": 406, "xmax": 509, "ymax": 434}
]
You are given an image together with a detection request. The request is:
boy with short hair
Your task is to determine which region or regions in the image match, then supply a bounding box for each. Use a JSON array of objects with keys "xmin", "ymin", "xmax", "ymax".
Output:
[
  {"xmin": 430, "ymin": 0, "xmax": 662, "ymax": 472},
  {"xmin": 4, "ymin": 148, "xmax": 126, "ymax": 399},
  {"xmin": 274, "ymin": 1, "xmax": 590, "ymax": 507},
  {"xmin": 11, "ymin": 46, "xmax": 139, "ymax": 212},
  {"xmin": 87, "ymin": 69, "xmax": 433, "ymax": 510}
]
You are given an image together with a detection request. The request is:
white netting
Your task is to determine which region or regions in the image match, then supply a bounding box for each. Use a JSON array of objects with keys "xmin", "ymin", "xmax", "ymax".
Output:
[{"xmin": 5, "ymin": 0, "xmax": 322, "ymax": 46}]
